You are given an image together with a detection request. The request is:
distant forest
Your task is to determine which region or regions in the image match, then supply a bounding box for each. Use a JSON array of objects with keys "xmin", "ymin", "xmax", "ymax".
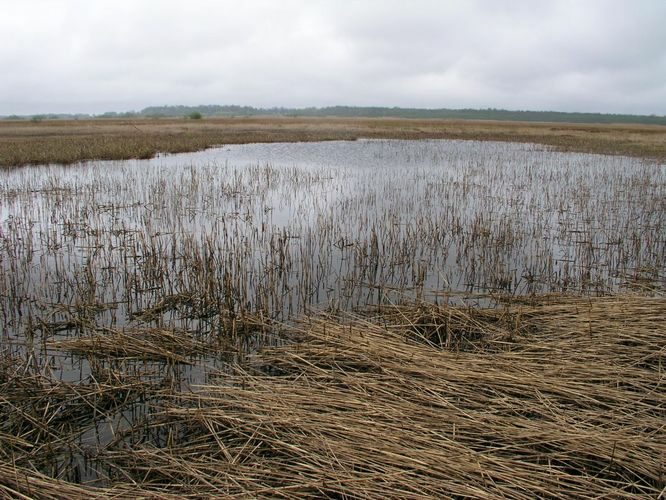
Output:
[{"xmin": 4, "ymin": 105, "xmax": 666, "ymax": 125}]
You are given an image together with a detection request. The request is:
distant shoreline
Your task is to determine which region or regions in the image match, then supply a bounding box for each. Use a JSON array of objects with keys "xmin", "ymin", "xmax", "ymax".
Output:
[
  {"xmin": 3, "ymin": 105, "xmax": 666, "ymax": 126},
  {"xmin": 1, "ymin": 116, "xmax": 664, "ymax": 168}
]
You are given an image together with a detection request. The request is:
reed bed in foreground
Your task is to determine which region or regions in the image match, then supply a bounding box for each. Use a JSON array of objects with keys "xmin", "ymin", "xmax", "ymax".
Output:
[{"xmin": 2, "ymin": 294, "xmax": 663, "ymax": 498}]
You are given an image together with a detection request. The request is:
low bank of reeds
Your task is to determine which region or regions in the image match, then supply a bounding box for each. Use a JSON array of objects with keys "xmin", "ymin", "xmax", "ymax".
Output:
[
  {"xmin": 2, "ymin": 294, "xmax": 664, "ymax": 498},
  {"xmin": 1, "ymin": 117, "xmax": 665, "ymax": 167}
]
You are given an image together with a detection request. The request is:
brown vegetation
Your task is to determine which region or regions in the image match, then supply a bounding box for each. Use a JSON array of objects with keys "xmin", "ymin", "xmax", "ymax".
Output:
[
  {"xmin": 1, "ymin": 116, "xmax": 664, "ymax": 167},
  {"xmin": 1, "ymin": 294, "xmax": 664, "ymax": 498},
  {"xmin": 1, "ymin": 117, "xmax": 663, "ymax": 498}
]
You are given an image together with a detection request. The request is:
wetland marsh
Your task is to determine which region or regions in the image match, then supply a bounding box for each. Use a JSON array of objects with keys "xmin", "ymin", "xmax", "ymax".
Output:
[{"xmin": 1, "ymin": 138, "xmax": 664, "ymax": 497}]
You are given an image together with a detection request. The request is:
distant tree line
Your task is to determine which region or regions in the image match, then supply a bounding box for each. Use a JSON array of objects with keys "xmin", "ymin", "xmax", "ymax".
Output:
[
  {"xmin": 3, "ymin": 105, "xmax": 665, "ymax": 125},
  {"xmin": 3, "ymin": 113, "xmax": 94, "ymax": 121}
]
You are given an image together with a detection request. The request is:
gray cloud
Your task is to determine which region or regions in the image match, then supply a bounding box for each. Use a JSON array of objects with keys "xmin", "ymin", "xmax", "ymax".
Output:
[{"xmin": 1, "ymin": 0, "xmax": 664, "ymax": 115}]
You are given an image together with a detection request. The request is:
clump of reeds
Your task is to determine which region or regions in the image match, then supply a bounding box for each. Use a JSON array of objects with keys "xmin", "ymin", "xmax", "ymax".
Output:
[{"xmin": 48, "ymin": 326, "xmax": 212, "ymax": 363}]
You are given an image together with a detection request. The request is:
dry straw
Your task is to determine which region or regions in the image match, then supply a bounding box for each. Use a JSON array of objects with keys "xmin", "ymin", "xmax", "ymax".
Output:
[
  {"xmin": 3, "ymin": 293, "xmax": 663, "ymax": 498},
  {"xmin": 1, "ymin": 117, "xmax": 665, "ymax": 167}
]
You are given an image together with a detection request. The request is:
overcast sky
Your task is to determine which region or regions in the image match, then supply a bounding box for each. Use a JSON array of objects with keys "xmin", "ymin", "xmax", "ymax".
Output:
[{"xmin": 2, "ymin": 0, "xmax": 665, "ymax": 115}]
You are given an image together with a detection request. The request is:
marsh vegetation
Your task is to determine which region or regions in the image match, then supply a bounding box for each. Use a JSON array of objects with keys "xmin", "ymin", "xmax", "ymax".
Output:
[
  {"xmin": 1, "ymin": 139, "xmax": 664, "ymax": 497},
  {"xmin": 1, "ymin": 116, "xmax": 665, "ymax": 167}
]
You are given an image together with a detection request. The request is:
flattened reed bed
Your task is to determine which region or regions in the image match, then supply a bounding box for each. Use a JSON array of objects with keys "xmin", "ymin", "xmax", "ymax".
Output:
[
  {"xmin": 3, "ymin": 294, "xmax": 663, "ymax": 498},
  {"xmin": 380, "ymin": 294, "xmax": 666, "ymax": 362},
  {"xmin": 1, "ymin": 358, "xmax": 154, "ymax": 469},
  {"xmin": 0, "ymin": 462, "xmax": 183, "ymax": 500},
  {"xmin": 47, "ymin": 326, "xmax": 213, "ymax": 363}
]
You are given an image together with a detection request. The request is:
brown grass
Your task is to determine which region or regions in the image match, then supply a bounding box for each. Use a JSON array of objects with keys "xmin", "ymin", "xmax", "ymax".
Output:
[
  {"xmin": 1, "ymin": 116, "xmax": 664, "ymax": 167},
  {"xmin": 46, "ymin": 326, "xmax": 212, "ymax": 363},
  {"xmin": 2, "ymin": 294, "xmax": 664, "ymax": 498}
]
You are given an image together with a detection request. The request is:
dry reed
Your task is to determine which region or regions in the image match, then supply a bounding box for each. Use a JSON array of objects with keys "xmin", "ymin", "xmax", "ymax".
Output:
[
  {"xmin": 3, "ymin": 294, "xmax": 662, "ymax": 498},
  {"xmin": 1, "ymin": 117, "xmax": 665, "ymax": 167},
  {"xmin": 46, "ymin": 323, "xmax": 218, "ymax": 363}
]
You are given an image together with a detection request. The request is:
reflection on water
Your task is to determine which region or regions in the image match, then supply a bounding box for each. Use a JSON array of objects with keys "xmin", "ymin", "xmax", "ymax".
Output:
[
  {"xmin": 2, "ymin": 139, "xmax": 663, "ymax": 315},
  {"xmin": 2, "ymin": 139, "xmax": 665, "ymax": 341},
  {"xmin": 1, "ymin": 139, "xmax": 664, "ymax": 481}
]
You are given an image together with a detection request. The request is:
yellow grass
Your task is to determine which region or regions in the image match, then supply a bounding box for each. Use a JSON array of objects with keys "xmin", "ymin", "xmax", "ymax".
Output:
[{"xmin": 1, "ymin": 116, "xmax": 664, "ymax": 167}]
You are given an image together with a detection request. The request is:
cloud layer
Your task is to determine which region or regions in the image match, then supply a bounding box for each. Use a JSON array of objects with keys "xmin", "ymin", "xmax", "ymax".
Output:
[{"xmin": 2, "ymin": 0, "xmax": 665, "ymax": 115}]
